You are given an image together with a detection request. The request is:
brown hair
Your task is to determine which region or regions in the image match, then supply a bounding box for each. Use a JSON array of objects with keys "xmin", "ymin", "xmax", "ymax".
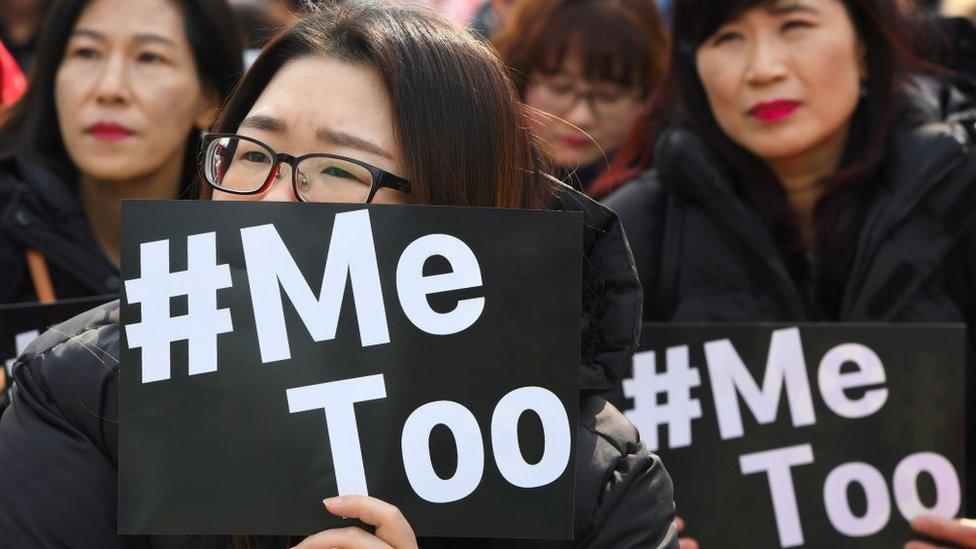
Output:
[
  {"xmin": 492, "ymin": 0, "xmax": 668, "ymax": 98},
  {"xmin": 202, "ymin": 0, "xmax": 553, "ymax": 210}
]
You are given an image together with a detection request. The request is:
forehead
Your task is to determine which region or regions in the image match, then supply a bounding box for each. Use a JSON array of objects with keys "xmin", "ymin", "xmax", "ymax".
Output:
[
  {"xmin": 73, "ymin": 0, "xmax": 187, "ymax": 42},
  {"xmin": 726, "ymin": 0, "xmax": 832, "ymax": 22},
  {"xmin": 245, "ymin": 56, "xmax": 395, "ymax": 142}
]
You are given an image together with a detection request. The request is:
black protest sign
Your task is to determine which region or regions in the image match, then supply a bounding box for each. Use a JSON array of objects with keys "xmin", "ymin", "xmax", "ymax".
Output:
[
  {"xmin": 0, "ymin": 295, "xmax": 114, "ymax": 411},
  {"xmin": 118, "ymin": 200, "xmax": 582, "ymax": 539},
  {"xmin": 618, "ymin": 324, "xmax": 966, "ymax": 549}
]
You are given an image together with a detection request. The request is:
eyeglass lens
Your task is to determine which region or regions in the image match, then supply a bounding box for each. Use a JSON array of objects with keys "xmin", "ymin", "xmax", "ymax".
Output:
[{"xmin": 206, "ymin": 136, "xmax": 376, "ymax": 202}]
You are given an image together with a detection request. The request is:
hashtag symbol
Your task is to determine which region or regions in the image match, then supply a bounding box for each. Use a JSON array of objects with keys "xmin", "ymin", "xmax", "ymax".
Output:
[
  {"xmin": 124, "ymin": 233, "xmax": 234, "ymax": 383},
  {"xmin": 623, "ymin": 346, "xmax": 702, "ymax": 452}
]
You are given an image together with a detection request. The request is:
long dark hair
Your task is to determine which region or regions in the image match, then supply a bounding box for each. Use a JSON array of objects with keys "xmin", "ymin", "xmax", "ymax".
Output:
[
  {"xmin": 0, "ymin": 0, "xmax": 244, "ymax": 196},
  {"xmin": 609, "ymin": 0, "xmax": 925, "ymax": 274},
  {"xmin": 205, "ymin": 0, "xmax": 553, "ymax": 210}
]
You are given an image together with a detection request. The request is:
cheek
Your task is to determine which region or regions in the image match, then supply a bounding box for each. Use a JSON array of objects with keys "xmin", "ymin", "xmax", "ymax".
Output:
[
  {"xmin": 802, "ymin": 45, "xmax": 861, "ymax": 118},
  {"xmin": 696, "ymin": 57, "xmax": 742, "ymax": 135},
  {"xmin": 54, "ymin": 66, "xmax": 84, "ymax": 138},
  {"xmin": 135, "ymin": 73, "xmax": 206, "ymax": 145},
  {"xmin": 595, "ymin": 105, "xmax": 641, "ymax": 150}
]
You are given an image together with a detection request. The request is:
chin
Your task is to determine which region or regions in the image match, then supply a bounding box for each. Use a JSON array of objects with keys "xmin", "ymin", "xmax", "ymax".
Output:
[
  {"xmin": 741, "ymin": 137, "xmax": 814, "ymax": 162},
  {"xmin": 554, "ymin": 151, "xmax": 601, "ymax": 168},
  {"xmin": 78, "ymin": 163, "xmax": 153, "ymax": 184}
]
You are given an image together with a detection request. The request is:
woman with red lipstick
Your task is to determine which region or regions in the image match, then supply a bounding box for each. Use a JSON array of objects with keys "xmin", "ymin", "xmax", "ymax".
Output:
[
  {"xmin": 0, "ymin": 0, "xmax": 243, "ymax": 304},
  {"xmin": 493, "ymin": 0, "xmax": 668, "ymax": 199},
  {"xmin": 605, "ymin": 0, "xmax": 976, "ymax": 545}
]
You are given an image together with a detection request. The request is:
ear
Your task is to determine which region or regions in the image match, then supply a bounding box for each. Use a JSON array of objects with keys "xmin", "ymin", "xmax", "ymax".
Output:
[{"xmin": 193, "ymin": 87, "xmax": 221, "ymax": 131}]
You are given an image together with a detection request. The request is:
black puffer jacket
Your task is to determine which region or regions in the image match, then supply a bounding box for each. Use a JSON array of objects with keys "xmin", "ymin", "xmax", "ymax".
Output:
[
  {"xmin": 605, "ymin": 78, "xmax": 976, "ymax": 496},
  {"xmin": 607, "ymin": 78, "xmax": 976, "ymax": 325},
  {"xmin": 0, "ymin": 188, "xmax": 678, "ymax": 548}
]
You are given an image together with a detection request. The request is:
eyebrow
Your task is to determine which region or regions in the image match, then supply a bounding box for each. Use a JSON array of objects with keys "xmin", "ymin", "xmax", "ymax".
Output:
[
  {"xmin": 317, "ymin": 128, "xmax": 393, "ymax": 160},
  {"xmin": 767, "ymin": 1, "xmax": 817, "ymax": 16},
  {"xmin": 240, "ymin": 115, "xmax": 393, "ymax": 160},
  {"xmin": 70, "ymin": 28, "xmax": 177, "ymax": 47}
]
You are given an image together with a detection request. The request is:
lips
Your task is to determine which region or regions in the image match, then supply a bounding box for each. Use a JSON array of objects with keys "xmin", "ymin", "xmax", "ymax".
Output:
[
  {"xmin": 748, "ymin": 100, "xmax": 801, "ymax": 123},
  {"xmin": 562, "ymin": 134, "xmax": 592, "ymax": 149},
  {"xmin": 86, "ymin": 122, "xmax": 135, "ymax": 141}
]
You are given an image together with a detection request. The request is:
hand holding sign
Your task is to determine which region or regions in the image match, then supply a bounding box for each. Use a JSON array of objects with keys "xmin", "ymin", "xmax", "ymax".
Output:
[
  {"xmin": 906, "ymin": 516, "xmax": 976, "ymax": 549},
  {"xmin": 292, "ymin": 496, "xmax": 418, "ymax": 549}
]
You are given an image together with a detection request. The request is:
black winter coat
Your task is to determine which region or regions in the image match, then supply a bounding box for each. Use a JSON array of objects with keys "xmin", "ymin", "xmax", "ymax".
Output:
[
  {"xmin": 0, "ymin": 186, "xmax": 678, "ymax": 548},
  {"xmin": 0, "ymin": 154, "xmax": 121, "ymax": 304},
  {"xmin": 605, "ymin": 78, "xmax": 976, "ymax": 498}
]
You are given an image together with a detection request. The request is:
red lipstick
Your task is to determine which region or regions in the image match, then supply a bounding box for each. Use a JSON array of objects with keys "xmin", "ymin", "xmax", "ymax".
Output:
[
  {"xmin": 86, "ymin": 122, "xmax": 134, "ymax": 141},
  {"xmin": 562, "ymin": 134, "xmax": 592, "ymax": 149},
  {"xmin": 748, "ymin": 100, "xmax": 801, "ymax": 123}
]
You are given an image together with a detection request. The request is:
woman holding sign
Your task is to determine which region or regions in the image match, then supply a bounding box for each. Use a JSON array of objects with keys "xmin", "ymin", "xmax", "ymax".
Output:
[
  {"xmin": 604, "ymin": 0, "xmax": 976, "ymax": 546},
  {"xmin": 0, "ymin": 1, "xmax": 679, "ymax": 548}
]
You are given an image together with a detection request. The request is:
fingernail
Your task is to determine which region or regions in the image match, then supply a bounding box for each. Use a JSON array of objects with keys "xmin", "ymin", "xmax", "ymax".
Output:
[{"xmin": 323, "ymin": 497, "xmax": 341, "ymax": 508}]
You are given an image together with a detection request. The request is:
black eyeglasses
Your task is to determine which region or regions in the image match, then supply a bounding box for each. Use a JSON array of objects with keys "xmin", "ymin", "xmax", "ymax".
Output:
[{"xmin": 200, "ymin": 133, "xmax": 411, "ymax": 204}]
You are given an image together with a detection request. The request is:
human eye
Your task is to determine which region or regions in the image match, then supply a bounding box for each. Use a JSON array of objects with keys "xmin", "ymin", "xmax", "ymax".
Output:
[
  {"xmin": 593, "ymin": 87, "xmax": 626, "ymax": 103},
  {"xmin": 782, "ymin": 19, "xmax": 814, "ymax": 32},
  {"xmin": 323, "ymin": 165, "xmax": 367, "ymax": 184},
  {"xmin": 240, "ymin": 150, "xmax": 271, "ymax": 163},
  {"xmin": 712, "ymin": 30, "xmax": 744, "ymax": 46},
  {"xmin": 137, "ymin": 50, "xmax": 167, "ymax": 64},
  {"xmin": 548, "ymin": 82, "xmax": 575, "ymax": 95},
  {"xmin": 68, "ymin": 44, "xmax": 101, "ymax": 60}
]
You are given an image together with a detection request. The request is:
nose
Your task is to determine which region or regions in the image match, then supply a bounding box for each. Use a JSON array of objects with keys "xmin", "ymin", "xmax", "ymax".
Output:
[
  {"xmin": 94, "ymin": 53, "xmax": 132, "ymax": 105},
  {"xmin": 563, "ymin": 93, "xmax": 597, "ymax": 128},
  {"xmin": 259, "ymin": 162, "xmax": 298, "ymax": 202},
  {"xmin": 744, "ymin": 34, "xmax": 788, "ymax": 87}
]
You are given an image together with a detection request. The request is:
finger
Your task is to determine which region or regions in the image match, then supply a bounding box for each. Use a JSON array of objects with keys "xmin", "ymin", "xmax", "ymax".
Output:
[
  {"xmin": 675, "ymin": 516, "xmax": 686, "ymax": 532},
  {"xmin": 911, "ymin": 516, "xmax": 976, "ymax": 546},
  {"xmin": 324, "ymin": 496, "xmax": 418, "ymax": 549},
  {"xmin": 905, "ymin": 542, "xmax": 948, "ymax": 549},
  {"xmin": 679, "ymin": 537, "xmax": 700, "ymax": 549},
  {"xmin": 290, "ymin": 526, "xmax": 392, "ymax": 549}
]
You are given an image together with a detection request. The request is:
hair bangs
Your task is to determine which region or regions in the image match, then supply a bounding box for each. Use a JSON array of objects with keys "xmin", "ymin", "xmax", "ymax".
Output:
[
  {"xmin": 676, "ymin": 0, "xmax": 779, "ymax": 52},
  {"xmin": 532, "ymin": 3, "xmax": 657, "ymax": 92}
]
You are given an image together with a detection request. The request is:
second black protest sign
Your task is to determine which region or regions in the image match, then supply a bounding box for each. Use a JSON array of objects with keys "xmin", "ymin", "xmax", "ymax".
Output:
[
  {"xmin": 618, "ymin": 323, "xmax": 966, "ymax": 548},
  {"xmin": 118, "ymin": 200, "xmax": 582, "ymax": 539}
]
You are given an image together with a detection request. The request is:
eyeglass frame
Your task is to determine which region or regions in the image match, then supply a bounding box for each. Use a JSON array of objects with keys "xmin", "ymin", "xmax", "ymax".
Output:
[
  {"xmin": 200, "ymin": 132, "xmax": 412, "ymax": 204},
  {"xmin": 527, "ymin": 75, "xmax": 645, "ymax": 120}
]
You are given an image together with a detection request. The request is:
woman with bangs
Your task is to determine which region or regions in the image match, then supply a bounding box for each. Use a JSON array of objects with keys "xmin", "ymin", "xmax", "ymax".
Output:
[
  {"xmin": 605, "ymin": 0, "xmax": 976, "ymax": 546},
  {"xmin": 0, "ymin": 2, "xmax": 679, "ymax": 548},
  {"xmin": 493, "ymin": 0, "xmax": 668, "ymax": 199}
]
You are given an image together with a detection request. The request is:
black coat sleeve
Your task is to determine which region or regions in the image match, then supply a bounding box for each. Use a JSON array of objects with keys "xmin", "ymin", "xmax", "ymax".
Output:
[
  {"xmin": 572, "ymin": 396, "xmax": 678, "ymax": 549},
  {"xmin": 0, "ymin": 302, "xmax": 140, "ymax": 548},
  {"xmin": 552, "ymin": 183, "xmax": 644, "ymax": 394}
]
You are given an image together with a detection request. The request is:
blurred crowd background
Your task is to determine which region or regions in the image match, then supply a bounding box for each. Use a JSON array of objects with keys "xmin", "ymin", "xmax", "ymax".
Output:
[{"xmin": 1, "ymin": 0, "xmax": 976, "ymax": 546}]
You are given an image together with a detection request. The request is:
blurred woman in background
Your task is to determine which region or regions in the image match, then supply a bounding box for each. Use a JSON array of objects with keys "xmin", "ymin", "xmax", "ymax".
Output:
[
  {"xmin": 0, "ymin": 0, "xmax": 50, "ymax": 73},
  {"xmin": 493, "ymin": 0, "xmax": 668, "ymax": 199},
  {"xmin": 0, "ymin": 0, "xmax": 244, "ymax": 304},
  {"xmin": 604, "ymin": 0, "xmax": 976, "ymax": 544}
]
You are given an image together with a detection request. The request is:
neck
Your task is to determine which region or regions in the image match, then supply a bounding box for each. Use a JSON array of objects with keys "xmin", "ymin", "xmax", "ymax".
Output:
[
  {"xmin": 79, "ymin": 158, "xmax": 185, "ymax": 268},
  {"xmin": 766, "ymin": 129, "xmax": 850, "ymax": 249}
]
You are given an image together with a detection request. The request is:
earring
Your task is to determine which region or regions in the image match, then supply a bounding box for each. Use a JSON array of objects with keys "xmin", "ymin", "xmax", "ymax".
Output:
[{"xmin": 859, "ymin": 83, "xmax": 869, "ymax": 99}]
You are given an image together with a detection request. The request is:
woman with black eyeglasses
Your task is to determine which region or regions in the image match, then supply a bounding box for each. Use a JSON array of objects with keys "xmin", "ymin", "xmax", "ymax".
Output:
[{"xmin": 0, "ymin": 2, "xmax": 678, "ymax": 548}]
